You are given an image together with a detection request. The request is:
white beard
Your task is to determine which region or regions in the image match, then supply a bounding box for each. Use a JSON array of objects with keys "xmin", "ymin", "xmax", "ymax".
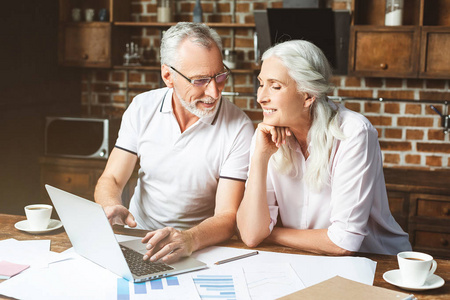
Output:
[{"xmin": 176, "ymin": 91, "xmax": 220, "ymax": 118}]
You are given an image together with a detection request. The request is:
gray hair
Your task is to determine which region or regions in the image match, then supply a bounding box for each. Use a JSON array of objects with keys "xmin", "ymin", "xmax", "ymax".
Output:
[
  {"xmin": 262, "ymin": 40, "xmax": 345, "ymax": 191},
  {"xmin": 160, "ymin": 22, "xmax": 223, "ymax": 67}
]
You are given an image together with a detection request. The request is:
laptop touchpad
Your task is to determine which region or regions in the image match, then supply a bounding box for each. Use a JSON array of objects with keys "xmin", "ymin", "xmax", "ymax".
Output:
[{"xmin": 119, "ymin": 239, "xmax": 148, "ymax": 254}]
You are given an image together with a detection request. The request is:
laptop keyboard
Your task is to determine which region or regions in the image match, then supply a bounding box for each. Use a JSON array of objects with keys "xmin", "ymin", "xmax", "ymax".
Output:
[{"xmin": 120, "ymin": 245, "xmax": 174, "ymax": 276}]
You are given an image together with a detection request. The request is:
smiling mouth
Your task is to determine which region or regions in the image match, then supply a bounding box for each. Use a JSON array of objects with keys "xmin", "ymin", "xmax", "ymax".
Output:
[{"xmin": 263, "ymin": 108, "xmax": 277, "ymax": 114}]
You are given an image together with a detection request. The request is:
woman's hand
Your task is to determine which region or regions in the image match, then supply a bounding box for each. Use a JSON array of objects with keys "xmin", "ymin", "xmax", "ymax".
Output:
[{"xmin": 254, "ymin": 123, "xmax": 291, "ymax": 159}]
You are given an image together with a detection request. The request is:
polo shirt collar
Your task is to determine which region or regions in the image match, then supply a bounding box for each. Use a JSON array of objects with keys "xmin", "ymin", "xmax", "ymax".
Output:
[{"xmin": 160, "ymin": 88, "xmax": 223, "ymax": 126}]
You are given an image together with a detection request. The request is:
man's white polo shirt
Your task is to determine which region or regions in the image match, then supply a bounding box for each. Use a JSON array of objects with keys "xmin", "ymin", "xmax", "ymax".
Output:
[{"xmin": 116, "ymin": 87, "xmax": 254, "ymax": 230}]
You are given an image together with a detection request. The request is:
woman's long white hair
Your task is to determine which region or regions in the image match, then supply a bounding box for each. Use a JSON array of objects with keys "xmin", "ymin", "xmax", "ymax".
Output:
[{"xmin": 262, "ymin": 40, "xmax": 345, "ymax": 191}]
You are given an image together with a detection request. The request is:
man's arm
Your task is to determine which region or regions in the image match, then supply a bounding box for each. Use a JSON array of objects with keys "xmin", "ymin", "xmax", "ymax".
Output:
[
  {"xmin": 141, "ymin": 177, "xmax": 244, "ymax": 263},
  {"xmin": 95, "ymin": 147, "xmax": 138, "ymax": 227}
]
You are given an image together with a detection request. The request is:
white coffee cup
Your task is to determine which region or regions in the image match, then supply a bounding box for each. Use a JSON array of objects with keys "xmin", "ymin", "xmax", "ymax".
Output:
[
  {"xmin": 85, "ymin": 8, "xmax": 95, "ymax": 22},
  {"xmin": 72, "ymin": 8, "xmax": 81, "ymax": 22},
  {"xmin": 397, "ymin": 251, "xmax": 437, "ymax": 287},
  {"xmin": 24, "ymin": 204, "xmax": 53, "ymax": 230}
]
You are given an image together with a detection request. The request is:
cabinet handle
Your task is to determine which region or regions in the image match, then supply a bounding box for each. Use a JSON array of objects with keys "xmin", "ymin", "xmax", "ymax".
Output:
[
  {"xmin": 380, "ymin": 63, "xmax": 388, "ymax": 70},
  {"xmin": 440, "ymin": 238, "xmax": 449, "ymax": 246},
  {"xmin": 82, "ymin": 54, "xmax": 89, "ymax": 60},
  {"xmin": 65, "ymin": 177, "xmax": 72, "ymax": 184},
  {"xmin": 443, "ymin": 207, "xmax": 450, "ymax": 216}
]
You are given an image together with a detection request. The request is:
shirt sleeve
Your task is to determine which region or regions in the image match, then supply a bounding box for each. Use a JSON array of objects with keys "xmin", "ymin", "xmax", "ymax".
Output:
[
  {"xmin": 115, "ymin": 97, "xmax": 139, "ymax": 154},
  {"xmin": 219, "ymin": 116, "xmax": 255, "ymax": 181},
  {"xmin": 327, "ymin": 123, "xmax": 383, "ymax": 252}
]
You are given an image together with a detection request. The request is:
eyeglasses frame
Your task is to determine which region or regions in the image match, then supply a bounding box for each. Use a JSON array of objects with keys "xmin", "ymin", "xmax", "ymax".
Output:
[{"xmin": 168, "ymin": 64, "xmax": 231, "ymax": 88}]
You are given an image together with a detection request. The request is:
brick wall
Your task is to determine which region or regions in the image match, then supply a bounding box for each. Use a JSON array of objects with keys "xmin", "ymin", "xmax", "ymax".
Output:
[{"xmin": 81, "ymin": 0, "xmax": 450, "ymax": 170}]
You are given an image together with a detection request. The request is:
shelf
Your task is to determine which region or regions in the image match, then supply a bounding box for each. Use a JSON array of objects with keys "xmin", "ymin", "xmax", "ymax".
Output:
[
  {"xmin": 113, "ymin": 65, "xmax": 259, "ymax": 74},
  {"xmin": 114, "ymin": 22, "xmax": 255, "ymax": 28}
]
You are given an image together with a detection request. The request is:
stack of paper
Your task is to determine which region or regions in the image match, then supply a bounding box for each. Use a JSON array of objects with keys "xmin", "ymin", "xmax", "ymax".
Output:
[{"xmin": 0, "ymin": 261, "xmax": 29, "ymax": 279}]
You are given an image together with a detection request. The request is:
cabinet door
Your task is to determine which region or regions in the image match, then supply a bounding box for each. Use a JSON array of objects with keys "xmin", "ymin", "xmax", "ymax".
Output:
[
  {"xmin": 419, "ymin": 27, "xmax": 450, "ymax": 79},
  {"xmin": 348, "ymin": 26, "xmax": 420, "ymax": 78},
  {"xmin": 59, "ymin": 23, "xmax": 111, "ymax": 68}
]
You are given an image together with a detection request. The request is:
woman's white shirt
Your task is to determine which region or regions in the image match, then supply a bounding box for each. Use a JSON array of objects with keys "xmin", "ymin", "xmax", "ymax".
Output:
[{"xmin": 252, "ymin": 103, "xmax": 411, "ymax": 255}]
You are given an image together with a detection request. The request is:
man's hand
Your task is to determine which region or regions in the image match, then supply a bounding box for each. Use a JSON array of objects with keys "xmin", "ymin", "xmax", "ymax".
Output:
[
  {"xmin": 141, "ymin": 227, "xmax": 195, "ymax": 264},
  {"xmin": 103, "ymin": 204, "xmax": 137, "ymax": 228}
]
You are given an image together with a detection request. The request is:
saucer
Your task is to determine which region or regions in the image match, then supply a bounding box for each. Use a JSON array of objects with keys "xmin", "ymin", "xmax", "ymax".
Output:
[
  {"xmin": 383, "ymin": 269, "xmax": 445, "ymax": 291},
  {"xmin": 15, "ymin": 219, "xmax": 63, "ymax": 234}
]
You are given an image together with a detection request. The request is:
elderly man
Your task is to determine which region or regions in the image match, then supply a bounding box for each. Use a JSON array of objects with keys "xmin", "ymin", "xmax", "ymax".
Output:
[{"xmin": 94, "ymin": 22, "xmax": 254, "ymax": 263}]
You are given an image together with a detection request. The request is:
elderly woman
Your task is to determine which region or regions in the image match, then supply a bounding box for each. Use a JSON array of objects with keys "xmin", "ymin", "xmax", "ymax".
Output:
[{"xmin": 236, "ymin": 40, "xmax": 411, "ymax": 255}]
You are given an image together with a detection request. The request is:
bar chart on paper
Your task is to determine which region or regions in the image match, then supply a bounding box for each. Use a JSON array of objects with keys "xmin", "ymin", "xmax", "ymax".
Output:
[
  {"xmin": 192, "ymin": 271, "xmax": 251, "ymax": 300},
  {"xmin": 116, "ymin": 276, "xmax": 200, "ymax": 300}
]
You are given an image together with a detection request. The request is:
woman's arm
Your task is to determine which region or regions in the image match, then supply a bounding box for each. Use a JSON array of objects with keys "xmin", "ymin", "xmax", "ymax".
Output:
[
  {"xmin": 237, "ymin": 123, "xmax": 288, "ymax": 247},
  {"xmin": 266, "ymin": 227, "xmax": 354, "ymax": 256}
]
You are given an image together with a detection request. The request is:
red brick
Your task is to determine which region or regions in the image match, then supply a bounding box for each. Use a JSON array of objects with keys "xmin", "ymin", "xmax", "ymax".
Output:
[
  {"xmin": 98, "ymin": 94, "xmax": 110, "ymax": 104},
  {"xmin": 234, "ymin": 98, "xmax": 249, "ymax": 109},
  {"xmin": 420, "ymin": 91, "xmax": 450, "ymax": 101},
  {"xmin": 397, "ymin": 117, "xmax": 434, "ymax": 127},
  {"xmin": 406, "ymin": 129, "xmax": 424, "ymax": 140},
  {"xmin": 235, "ymin": 37, "xmax": 254, "ymax": 48},
  {"xmin": 95, "ymin": 71, "xmax": 110, "ymax": 81},
  {"xmin": 385, "ymin": 128, "xmax": 402, "ymax": 139},
  {"xmin": 112, "ymin": 71, "xmax": 125, "ymax": 82},
  {"xmin": 406, "ymin": 79, "xmax": 424, "ymax": 88},
  {"xmin": 218, "ymin": 2, "xmax": 231, "ymax": 13},
  {"xmin": 333, "ymin": 2, "xmax": 348, "ymax": 10},
  {"xmin": 93, "ymin": 83, "xmax": 115, "ymax": 93},
  {"xmin": 385, "ymin": 103, "xmax": 400, "ymax": 114},
  {"xmin": 345, "ymin": 77, "xmax": 361, "ymax": 87},
  {"xmin": 405, "ymin": 154, "xmax": 421, "ymax": 164},
  {"xmin": 426, "ymin": 156, "xmax": 442, "ymax": 167},
  {"xmin": 379, "ymin": 141, "xmax": 411, "ymax": 151},
  {"xmin": 113, "ymin": 94, "xmax": 126, "ymax": 103},
  {"xmin": 253, "ymin": 2, "xmax": 268, "ymax": 10},
  {"xmin": 417, "ymin": 142, "xmax": 450, "ymax": 153},
  {"xmin": 384, "ymin": 153, "xmax": 400, "ymax": 164},
  {"xmin": 129, "ymin": 73, "xmax": 143, "ymax": 83},
  {"xmin": 428, "ymin": 129, "xmax": 446, "ymax": 141},
  {"xmin": 404, "ymin": 104, "xmax": 422, "ymax": 114},
  {"xmin": 426, "ymin": 79, "xmax": 446, "ymax": 89},
  {"xmin": 344, "ymin": 101, "xmax": 361, "ymax": 112},
  {"xmin": 378, "ymin": 90, "xmax": 414, "ymax": 100},
  {"xmin": 366, "ymin": 116, "xmax": 392, "ymax": 126},
  {"xmin": 338, "ymin": 89, "xmax": 373, "ymax": 98},
  {"xmin": 365, "ymin": 102, "xmax": 381, "ymax": 113},
  {"xmin": 365, "ymin": 78, "xmax": 383, "ymax": 88},
  {"xmin": 385, "ymin": 78, "xmax": 403, "ymax": 87},
  {"xmin": 145, "ymin": 72, "xmax": 160, "ymax": 82},
  {"xmin": 330, "ymin": 76, "xmax": 342, "ymax": 87}
]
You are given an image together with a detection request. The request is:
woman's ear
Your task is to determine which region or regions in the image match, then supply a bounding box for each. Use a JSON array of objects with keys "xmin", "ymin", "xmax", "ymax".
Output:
[
  {"xmin": 161, "ymin": 64, "xmax": 174, "ymax": 88},
  {"xmin": 303, "ymin": 94, "xmax": 316, "ymax": 108}
]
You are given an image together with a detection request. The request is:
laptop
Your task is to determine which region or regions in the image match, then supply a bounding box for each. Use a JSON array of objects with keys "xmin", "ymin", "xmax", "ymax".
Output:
[{"xmin": 45, "ymin": 184, "xmax": 207, "ymax": 282}]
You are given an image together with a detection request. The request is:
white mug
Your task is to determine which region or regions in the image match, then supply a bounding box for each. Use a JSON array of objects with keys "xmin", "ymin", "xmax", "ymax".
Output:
[
  {"xmin": 397, "ymin": 251, "xmax": 437, "ymax": 287},
  {"xmin": 24, "ymin": 204, "xmax": 53, "ymax": 230},
  {"xmin": 85, "ymin": 8, "xmax": 95, "ymax": 22},
  {"xmin": 71, "ymin": 8, "xmax": 81, "ymax": 22}
]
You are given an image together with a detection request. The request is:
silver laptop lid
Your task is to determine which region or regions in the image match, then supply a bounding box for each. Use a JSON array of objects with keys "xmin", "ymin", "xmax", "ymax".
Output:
[{"xmin": 45, "ymin": 184, "xmax": 134, "ymax": 281}]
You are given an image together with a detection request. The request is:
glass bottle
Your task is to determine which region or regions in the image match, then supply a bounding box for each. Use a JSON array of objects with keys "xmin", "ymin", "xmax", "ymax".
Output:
[
  {"xmin": 157, "ymin": 0, "xmax": 174, "ymax": 23},
  {"xmin": 385, "ymin": 0, "xmax": 404, "ymax": 26},
  {"xmin": 193, "ymin": 0, "xmax": 203, "ymax": 23}
]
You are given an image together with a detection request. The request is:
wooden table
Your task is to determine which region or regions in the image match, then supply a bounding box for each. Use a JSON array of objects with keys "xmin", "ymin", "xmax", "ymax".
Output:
[{"xmin": 1, "ymin": 213, "xmax": 449, "ymax": 299}]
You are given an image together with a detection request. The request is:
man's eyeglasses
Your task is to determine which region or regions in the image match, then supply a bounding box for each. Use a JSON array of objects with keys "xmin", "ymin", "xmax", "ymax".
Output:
[{"xmin": 169, "ymin": 65, "xmax": 230, "ymax": 88}]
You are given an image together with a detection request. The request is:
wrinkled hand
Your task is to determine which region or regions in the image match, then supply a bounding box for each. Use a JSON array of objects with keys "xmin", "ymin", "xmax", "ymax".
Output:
[
  {"xmin": 255, "ymin": 123, "xmax": 291, "ymax": 158},
  {"xmin": 103, "ymin": 204, "xmax": 137, "ymax": 228},
  {"xmin": 141, "ymin": 227, "xmax": 194, "ymax": 264}
]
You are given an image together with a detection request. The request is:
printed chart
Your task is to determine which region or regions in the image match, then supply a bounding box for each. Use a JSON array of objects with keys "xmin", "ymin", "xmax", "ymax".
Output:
[
  {"xmin": 192, "ymin": 269, "xmax": 251, "ymax": 300},
  {"xmin": 117, "ymin": 276, "xmax": 200, "ymax": 300}
]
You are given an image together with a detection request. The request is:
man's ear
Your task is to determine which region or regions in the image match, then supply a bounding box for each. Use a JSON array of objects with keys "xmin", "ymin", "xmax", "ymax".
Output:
[
  {"xmin": 161, "ymin": 64, "xmax": 174, "ymax": 88},
  {"xmin": 304, "ymin": 94, "xmax": 315, "ymax": 108}
]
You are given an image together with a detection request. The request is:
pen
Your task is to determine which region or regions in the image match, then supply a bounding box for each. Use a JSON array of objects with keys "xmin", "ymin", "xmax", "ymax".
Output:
[
  {"xmin": 402, "ymin": 294, "xmax": 416, "ymax": 300},
  {"xmin": 214, "ymin": 251, "xmax": 259, "ymax": 265}
]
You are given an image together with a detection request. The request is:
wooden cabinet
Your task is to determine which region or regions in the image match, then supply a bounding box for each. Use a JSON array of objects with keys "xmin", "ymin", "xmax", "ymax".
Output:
[
  {"xmin": 349, "ymin": 0, "xmax": 450, "ymax": 79},
  {"xmin": 58, "ymin": 0, "xmax": 130, "ymax": 68},
  {"xmin": 39, "ymin": 156, "xmax": 138, "ymax": 208},
  {"xmin": 384, "ymin": 168, "xmax": 450, "ymax": 258}
]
